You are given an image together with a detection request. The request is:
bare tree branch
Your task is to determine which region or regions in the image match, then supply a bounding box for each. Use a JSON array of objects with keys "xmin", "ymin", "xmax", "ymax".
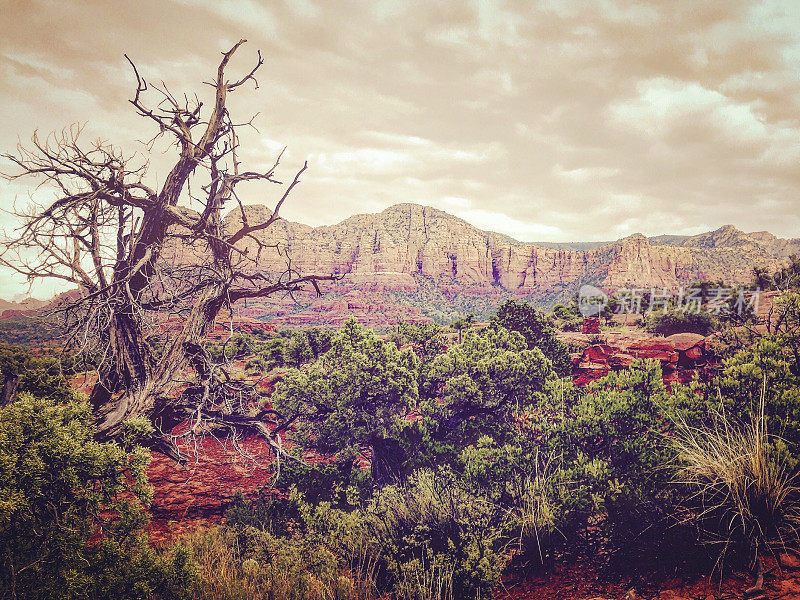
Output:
[{"xmin": 0, "ymin": 41, "xmax": 333, "ymax": 465}]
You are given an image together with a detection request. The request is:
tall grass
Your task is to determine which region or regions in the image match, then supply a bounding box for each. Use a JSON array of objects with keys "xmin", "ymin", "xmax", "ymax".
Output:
[
  {"xmin": 396, "ymin": 555, "xmax": 454, "ymax": 600},
  {"xmin": 182, "ymin": 526, "xmax": 376, "ymax": 600},
  {"xmin": 506, "ymin": 449, "xmax": 561, "ymax": 567},
  {"xmin": 372, "ymin": 469, "xmax": 507, "ymax": 600},
  {"xmin": 671, "ymin": 390, "xmax": 800, "ymax": 572}
]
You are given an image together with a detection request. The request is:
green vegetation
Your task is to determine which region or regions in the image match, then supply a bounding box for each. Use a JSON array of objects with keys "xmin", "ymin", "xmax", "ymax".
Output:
[
  {"xmin": 493, "ymin": 299, "xmax": 572, "ymax": 376},
  {"xmin": 2, "ymin": 294, "xmax": 800, "ymax": 599},
  {"xmin": 207, "ymin": 328, "xmax": 332, "ymax": 370},
  {"xmin": 0, "ymin": 344, "xmax": 89, "ymax": 405},
  {"xmin": 672, "ymin": 401, "xmax": 800, "ymax": 573},
  {"xmin": 551, "ymin": 300, "xmax": 584, "ymax": 332},
  {"xmin": 753, "ymin": 255, "xmax": 800, "ymax": 291},
  {"xmin": 385, "ymin": 321, "xmax": 446, "ymax": 363},
  {"xmin": 0, "ymin": 311, "xmax": 67, "ymax": 346},
  {"xmin": 182, "ymin": 497, "xmax": 376, "ymax": 600},
  {"xmin": 0, "ymin": 392, "xmax": 197, "ymax": 599},
  {"xmin": 644, "ymin": 308, "xmax": 716, "ymax": 336}
]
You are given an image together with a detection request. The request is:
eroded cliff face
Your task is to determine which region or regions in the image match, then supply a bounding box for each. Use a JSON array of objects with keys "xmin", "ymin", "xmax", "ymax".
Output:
[
  {"xmin": 150, "ymin": 203, "xmax": 790, "ymax": 326},
  {"xmin": 225, "ymin": 203, "xmax": 782, "ymax": 295}
]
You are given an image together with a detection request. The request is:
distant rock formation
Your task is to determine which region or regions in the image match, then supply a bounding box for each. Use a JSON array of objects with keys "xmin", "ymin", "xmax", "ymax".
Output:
[
  {"xmin": 224, "ymin": 204, "xmax": 786, "ymax": 294},
  {"xmin": 12, "ymin": 204, "xmax": 793, "ymax": 329},
  {"xmin": 186, "ymin": 203, "xmax": 789, "ymax": 325}
]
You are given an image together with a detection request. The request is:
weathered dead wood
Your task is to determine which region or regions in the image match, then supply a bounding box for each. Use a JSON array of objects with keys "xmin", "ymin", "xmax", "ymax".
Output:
[{"xmin": 1, "ymin": 41, "xmax": 336, "ymax": 463}]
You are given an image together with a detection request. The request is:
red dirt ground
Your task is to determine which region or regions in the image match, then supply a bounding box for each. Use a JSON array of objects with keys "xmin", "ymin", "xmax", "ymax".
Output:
[{"xmin": 495, "ymin": 555, "xmax": 800, "ymax": 600}]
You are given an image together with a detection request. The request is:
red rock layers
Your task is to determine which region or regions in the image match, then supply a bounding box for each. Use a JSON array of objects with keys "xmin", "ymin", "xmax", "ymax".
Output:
[
  {"xmin": 563, "ymin": 330, "xmax": 716, "ymax": 386},
  {"xmin": 225, "ymin": 204, "xmax": 782, "ymax": 295}
]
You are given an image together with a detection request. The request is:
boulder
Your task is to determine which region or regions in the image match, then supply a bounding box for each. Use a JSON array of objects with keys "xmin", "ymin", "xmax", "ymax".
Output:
[
  {"xmin": 780, "ymin": 552, "xmax": 800, "ymax": 569},
  {"xmin": 607, "ymin": 353, "xmax": 635, "ymax": 369},
  {"xmin": 666, "ymin": 332, "xmax": 706, "ymax": 351},
  {"xmin": 685, "ymin": 345, "xmax": 704, "ymax": 360},
  {"xmin": 582, "ymin": 344, "xmax": 614, "ymax": 362}
]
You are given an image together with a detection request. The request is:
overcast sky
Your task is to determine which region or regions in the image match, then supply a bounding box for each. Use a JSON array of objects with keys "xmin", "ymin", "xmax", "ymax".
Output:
[{"xmin": 1, "ymin": 0, "xmax": 799, "ymax": 298}]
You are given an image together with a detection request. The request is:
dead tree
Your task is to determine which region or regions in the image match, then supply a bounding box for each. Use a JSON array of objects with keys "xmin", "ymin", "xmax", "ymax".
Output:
[{"xmin": 0, "ymin": 40, "xmax": 335, "ymax": 462}]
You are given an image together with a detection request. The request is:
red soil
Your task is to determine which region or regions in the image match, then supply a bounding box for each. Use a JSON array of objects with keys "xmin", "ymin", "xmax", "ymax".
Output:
[{"xmin": 497, "ymin": 555, "xmax": 800, "ymax": 600}]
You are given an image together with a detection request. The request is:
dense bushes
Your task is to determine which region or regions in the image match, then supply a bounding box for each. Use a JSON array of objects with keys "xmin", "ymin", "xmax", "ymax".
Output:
[
  {"xmin": 493, "ymin": 300, "xmax": 572, "ymax": 376},
  {"xmin": 0, "ymin": 393, "xmax": 197, "ymax": 600},
  {"xmin": 273, "ymin": 320, "xmax": 419, "ymax": 487},
  {"xmin": 371, "ymin": 469, "xmax": 508, "ymax": 599},
  {"xmin": 265, "ymin": 309, "xmax": 799, "ymax": 592},
  {"xmin": 183, "ymin": 512, "xmax": 374, "ymax": 600},
  {"xmin": 207, "ymin": 328, "xmax": 332, "ymax": 369},
  {"xmin": 645, "ymin": 308, "xmax": 716, "ymax": 336},
  {"xmin": 3, "ymin": 293, "xmax": 799, "ymax": 599},
  {"xmin": 0, "ymin": 343, "xmax": 80, "ymax": 405}
]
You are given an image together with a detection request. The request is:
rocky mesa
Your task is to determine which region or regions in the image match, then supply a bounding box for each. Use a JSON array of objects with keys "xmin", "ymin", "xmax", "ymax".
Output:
[{"xmin": 202, "ymin": 204, "xmax": 793, "ymax": 323}]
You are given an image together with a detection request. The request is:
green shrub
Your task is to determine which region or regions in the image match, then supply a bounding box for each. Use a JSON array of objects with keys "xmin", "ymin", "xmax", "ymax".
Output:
[
  {"xmin": 386, "ymin": 322, "xmax": 446, "ymax": 363},
  {"xmin": 417, "ymin": 326, "xmax": 555, "ymax": 461},
  {"xmin": 370, "ymin": 469, "xmax": 508, "ymax": 600},
  {"xmin": 273, "ymin": 320, "xmax": 419, "ymax": 489},
  {"xmin": 184, "ymin": 490, "xmax": 378, "ymax": 600},
  {"xmin": 259, "ymin": 338, "xmax": 286, "ymax": 369},
  {"xmin": 671, "ymin": 399, "xmax": 800, "ymax": 569},
  {"xmin": 551, "ymin": 302, "xmax": 583, "ymax": 332},
  {"xmin": 0, "ymin": 393, "xmax": 197, "ymax": 600},
  {"xmin": 245, "ymin": 356, "xmax": 269, "ymax": 374},
  {"xmin": 184, "ymin": 526, "xmax": 364, "ymax": 600},
  {"xmin": 493, "ymin": 300, "xmax": 572, "ymax": 376},
  {"xmin": 718, "ymin": 334, "xmax": 800, "ymax": 459},
  {"xmin": 645, "ymin": 309, "xmax": 716, "ymax": 336},
  {"xmin": 459, "ymin": 437, "xmax": 571, "ymax": 570},
  {"xmin": 207, "ymin": 333, "xmax": 260, "ymax": 363},
  {"xmin": 285, "ymin": 332, "xmax": 314, "ymax": 366},
  {"xmin": 0, "ymin": 344, "xmax": 78, "ymax": 404},
  {"xmin": 537, "ymin": 360, "xmax": 691, "ymax": 567}
]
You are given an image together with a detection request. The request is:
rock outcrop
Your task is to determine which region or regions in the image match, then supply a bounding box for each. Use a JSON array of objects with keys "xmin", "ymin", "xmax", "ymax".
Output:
[
  {"xmin": 225, "ymin": 204, "xmax": 783, "ymax": 298},
  {"xmin": 157, "ymin": 203, "xmax": 795, "ymax": 326},
  {"xmin": 563, "ymin": 330, "xmax": 717, "ymax": 386}
]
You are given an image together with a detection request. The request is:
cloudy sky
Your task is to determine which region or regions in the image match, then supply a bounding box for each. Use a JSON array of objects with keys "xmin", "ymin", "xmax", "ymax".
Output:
[{"xmin": 1, "ymin": 0, "xmax": 799, "ymax": 282}]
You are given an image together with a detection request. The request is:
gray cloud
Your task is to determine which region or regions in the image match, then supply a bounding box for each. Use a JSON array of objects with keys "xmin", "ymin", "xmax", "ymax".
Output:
[{"xmin": 1, "ymin": 0, "xmax": 799, "ymax": 297}]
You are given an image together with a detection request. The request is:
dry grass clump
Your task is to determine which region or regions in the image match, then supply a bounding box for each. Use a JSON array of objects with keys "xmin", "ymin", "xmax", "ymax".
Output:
[
  {"xmin": 182, "ymin": 526, "xmax": 375, "ymax": 600},
  {"xmin": 395, "ymin": 555, "xmax": 455, "ymax": 600},
  {"xmin": 672, "ymin": 393, "xmax": 800, "ymax": 587},
  {"xmin": 506, "ymin": 450, "xmax": 562, "ymax": 567}
]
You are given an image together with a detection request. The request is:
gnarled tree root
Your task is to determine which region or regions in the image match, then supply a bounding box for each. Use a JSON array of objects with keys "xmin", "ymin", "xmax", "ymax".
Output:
[{"xmin": 744, "ymin": 555, "xmax": 764, "ymax": 597}]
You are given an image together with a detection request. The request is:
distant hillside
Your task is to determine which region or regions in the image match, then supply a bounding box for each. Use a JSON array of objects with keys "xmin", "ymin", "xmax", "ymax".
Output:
[
  {"xmin": 220, "ymin": 203, "xmax": 785, "ymax": 288},
  {"xmin": 747, "ymin": 231, "xmax": 800, "ymax": 259},
  {"xmin": 0, "ymin": 297, "xmax": 50, "ymax": 313},
  {"xmin": 7, "ymin": 204, "xmax": 793, "ymax": 331},
  {"xmin": 0, "ymin": 291, "xmax": 78, "ymax": 345},
  {"xmin": 203, "ymin": 204, "xmax": 791, "ymax": 324}
]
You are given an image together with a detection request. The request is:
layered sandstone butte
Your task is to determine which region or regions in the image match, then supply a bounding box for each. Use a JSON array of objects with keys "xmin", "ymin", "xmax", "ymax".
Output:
[
  {"xmin": 227, "ymin": 203, "xmax": 785, "ymax": 293},
  {"xmin": 151, "ymin": 202, "xmax": 794, "ymax": 325}
]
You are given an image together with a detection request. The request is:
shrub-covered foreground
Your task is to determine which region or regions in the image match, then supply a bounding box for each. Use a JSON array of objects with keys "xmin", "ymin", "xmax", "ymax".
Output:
[
  {"xmin": 0, "ymin": 394, "xmax": 197, "ymax": 600},
  {"xmin": 1, "ymin": 296, "xmax": 799, "ymax": 599}
]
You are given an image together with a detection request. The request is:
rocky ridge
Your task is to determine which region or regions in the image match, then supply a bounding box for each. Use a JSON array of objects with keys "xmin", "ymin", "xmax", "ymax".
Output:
[
  {"xmin": 230, "ymin": 204, "xmax": 786, "ymax": 295},
  {"xmin": 11, "ymin": 205, "xmax": 791, "ymax": 328},
  {"xmin": 206, "ymin": 203, "xmax": 791, "ymax": 325}
]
